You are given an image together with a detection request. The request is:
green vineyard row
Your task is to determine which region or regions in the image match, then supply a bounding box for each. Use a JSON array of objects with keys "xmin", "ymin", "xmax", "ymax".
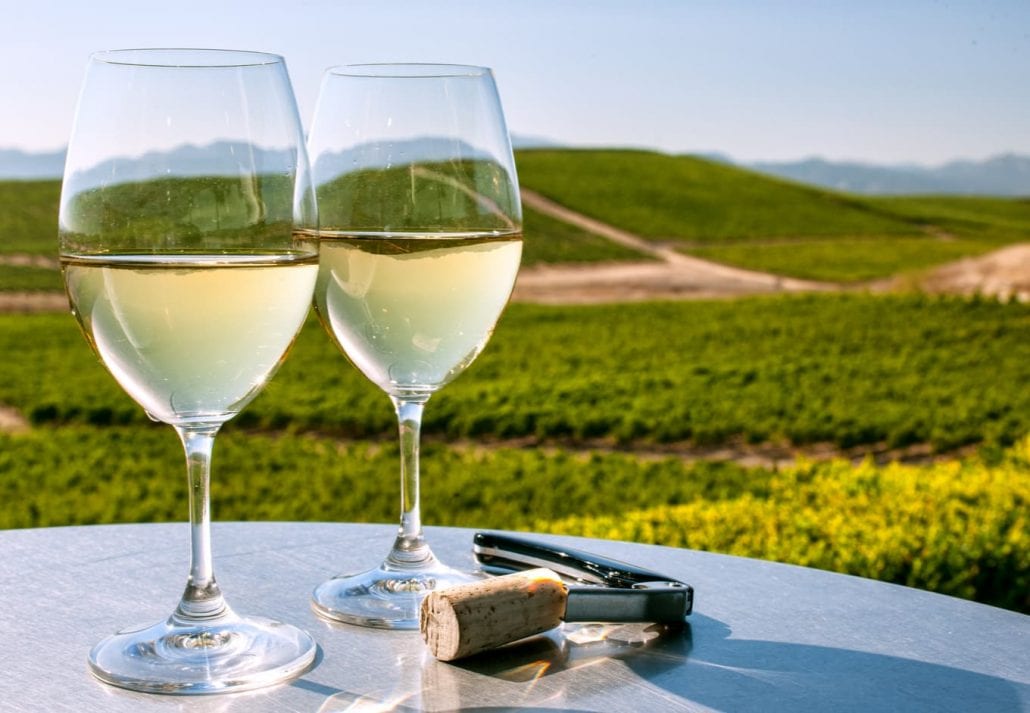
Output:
[{"xmin": 4, "ymin": 294, "xmax": 1029, "ymax": 453}]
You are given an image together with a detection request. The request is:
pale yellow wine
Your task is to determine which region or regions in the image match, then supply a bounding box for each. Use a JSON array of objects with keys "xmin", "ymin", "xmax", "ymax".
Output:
[
  {"xmin": 62, "ymin": 253, "xmax": 317, "ymax": 425},
  {"xmin": 311, "ymin": 232, "xmax": 522, "ymax": 396}
]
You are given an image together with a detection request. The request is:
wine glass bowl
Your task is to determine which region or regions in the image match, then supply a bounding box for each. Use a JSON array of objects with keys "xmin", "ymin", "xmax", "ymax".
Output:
[
  {"xmin": 60, "ymin": 49, "xmax": 317, "ymax": 694},
  {"xmin": 307, "ymin": 64, "xmax": 522, "ymax": 628}
]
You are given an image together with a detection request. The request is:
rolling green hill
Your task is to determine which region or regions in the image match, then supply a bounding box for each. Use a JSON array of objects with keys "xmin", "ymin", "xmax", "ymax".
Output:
[
  {"xmin": 515, "ymin": 149, "xmax": 922, "ymax": 241},
  {"xmin": 515, "ymin": 148, "xmax": 1030, "ymax": 281},
  {"xmin": 3, "ymin": 151, "xmax": 1029, "ymax": 287}
]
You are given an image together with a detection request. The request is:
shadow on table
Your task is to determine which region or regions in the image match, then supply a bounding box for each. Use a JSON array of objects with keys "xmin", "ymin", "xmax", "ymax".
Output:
[
  {"xmin": 452, "ymin": 613, "xmax": 1022, "ymax": 713},
  {"xmin": 662, "ymin": 613, "xmax": 1024, "ymax": 712},
  {"xmin": 417, "ymin": 613, "xmax": 1022, "ymax": 712},
  {"xmin": 304, "ymin": 613, "xmax": 1024, "ymax": 712}
]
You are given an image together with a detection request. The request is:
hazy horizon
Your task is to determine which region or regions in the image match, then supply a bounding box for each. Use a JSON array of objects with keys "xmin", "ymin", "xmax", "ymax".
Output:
[{"xmin": 3, "ymin": 140, "xmax": 1029, "ymax": 172}]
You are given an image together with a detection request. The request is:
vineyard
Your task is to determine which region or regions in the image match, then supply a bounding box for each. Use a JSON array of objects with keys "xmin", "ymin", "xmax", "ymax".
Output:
[
  {"xmin": 0, "ymin": 149, "xmax": 1027, "ymax": 612},
  {"xmin": 5, "ymin": 297, "xmax": 1029, "ymax": 453}
]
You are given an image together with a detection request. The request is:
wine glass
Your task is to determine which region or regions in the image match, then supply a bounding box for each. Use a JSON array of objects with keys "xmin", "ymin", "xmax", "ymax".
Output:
[
  {"xmin": 306, "ymin": 64, "xmax": 522, "ymax": 628},
  {"xmin": 59, "ymin": 49, "xmax": 318, "ymax": 694}
]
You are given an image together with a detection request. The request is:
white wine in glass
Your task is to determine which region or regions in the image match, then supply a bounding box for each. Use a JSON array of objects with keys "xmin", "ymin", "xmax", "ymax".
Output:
[
  {"xmin": 63, "ymin": 254, "xmax": 317, "ymax": 423},
  {"xmin": 307, "ymin": 64, "xmax": 522, "ymax": 629},
  {"xmin": 60, "ymin": 49, "xmax": 318, "ymax": 694}
]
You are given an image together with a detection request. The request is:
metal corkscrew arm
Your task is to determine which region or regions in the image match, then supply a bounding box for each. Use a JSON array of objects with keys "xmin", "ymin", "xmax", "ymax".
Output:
[{"xmin": 472, "ymin": 531, "xmax": 694, "ymax": 622}]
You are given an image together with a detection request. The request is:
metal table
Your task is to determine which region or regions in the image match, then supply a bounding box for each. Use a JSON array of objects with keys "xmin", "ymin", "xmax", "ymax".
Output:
[{"xmin": 0, "ymin": 522, "xmax": 1026, "ymax": 711}]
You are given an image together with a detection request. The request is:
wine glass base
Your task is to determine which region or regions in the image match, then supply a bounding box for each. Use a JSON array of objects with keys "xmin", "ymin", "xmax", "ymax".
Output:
[
  {"xmin": 312, "ymin": 562, "xmax": 483, "ymax": 630},
  {"xmin": 88, "ymin": 612, "xmax": 316, "ymax": 695}
]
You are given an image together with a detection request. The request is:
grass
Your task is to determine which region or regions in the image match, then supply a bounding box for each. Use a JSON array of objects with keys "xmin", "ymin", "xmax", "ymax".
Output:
[
  {"xmin": 522, "ymin": 205, "xmax": 649, "ymax": 265},
  {"xmin": 0, "ymin": 180, "xmax": 60, "ymax": 255},
  {"xmin": 515, "ymin": 148, "xmax": 923, "ymax": 242},
  {"xmin": 685, "ymin": 236, "xmax": 990, "ymax": 283},
  {"xmin": 0, "ymin": 264, "xmax": 62, "ymax": 291},
  {"xmin": 869, "ymin": 195, "xmax": 1030, "ymax": 237}
]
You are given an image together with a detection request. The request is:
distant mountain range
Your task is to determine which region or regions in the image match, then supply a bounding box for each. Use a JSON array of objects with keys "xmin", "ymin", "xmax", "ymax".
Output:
[
  {"xmin": 0, "ymin": 148, "xmax": 66, "ymax": 179},
  {"xmin": 2, "ymin": 142, "xmax": 1028, "ymax": 196},
  {"xmin": 63, "ymin": 142, "xmax": 299, "ymax": 191},
  {"xmin": 2, "ymin": 137, "xmax": 519, "ymax": 189},
  {"xmin": 748, "ymin": 154, "xmax": 1030, "ymax": 197},
  {"xmin": 311, "ymin": 136, "xmax": 494, "ymax": 185},
  {"xmin": 510, "ymin": 133, "xmax": 562, "ymax": 149}
]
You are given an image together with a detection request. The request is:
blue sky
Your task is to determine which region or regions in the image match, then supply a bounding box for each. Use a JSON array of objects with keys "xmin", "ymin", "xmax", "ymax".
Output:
[{"xmin": 2, "ymin": 0, "xmax": 1028, "ymax": 164}]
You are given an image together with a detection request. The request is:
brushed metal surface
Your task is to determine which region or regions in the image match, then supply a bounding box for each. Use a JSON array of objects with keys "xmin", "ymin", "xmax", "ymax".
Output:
[{"xmin": 0, "ymin": 522, "xmax": 1027, "ymax": 712}]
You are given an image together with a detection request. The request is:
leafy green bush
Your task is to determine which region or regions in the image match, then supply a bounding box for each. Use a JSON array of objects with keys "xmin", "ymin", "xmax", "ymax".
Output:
[{"xmin": 539, "ymin": 441, "xmax": 1030, "ymax": 613}]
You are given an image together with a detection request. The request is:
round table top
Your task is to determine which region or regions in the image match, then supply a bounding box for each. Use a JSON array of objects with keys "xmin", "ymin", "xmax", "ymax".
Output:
[{"xmin": 0, "ymin": 522, "xmax": 1026, "ymax": 712}]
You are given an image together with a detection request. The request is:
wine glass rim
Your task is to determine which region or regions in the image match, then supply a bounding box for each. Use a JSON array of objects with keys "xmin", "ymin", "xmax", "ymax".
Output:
[
  {"xmin": 326, "ymin": 63, "xmax": 492, "ymax": 78},
  {"xmin": 90, "ymin": 48, "xmax": 285, "ymax": 68}
]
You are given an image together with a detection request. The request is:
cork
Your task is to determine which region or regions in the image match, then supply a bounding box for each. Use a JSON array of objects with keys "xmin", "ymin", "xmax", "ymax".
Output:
[{"xmin": 420, "ymin": 568, "xmax": 567, "ymax": 661}]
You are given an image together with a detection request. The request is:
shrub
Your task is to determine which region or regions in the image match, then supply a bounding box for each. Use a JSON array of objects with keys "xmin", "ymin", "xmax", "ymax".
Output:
[{"xmin": 539, "ymin": 441, "xmax": 1030, "ymax": 613}]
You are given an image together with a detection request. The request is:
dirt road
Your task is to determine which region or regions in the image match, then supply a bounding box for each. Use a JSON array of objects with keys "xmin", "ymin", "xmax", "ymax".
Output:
[
  {"xmin": 515, "ymin": 189, "xmax": 839, "ymax": 303},
  {"xmin": 3, "ymin": 192, "xmax": 1028, "ymax": 311}
]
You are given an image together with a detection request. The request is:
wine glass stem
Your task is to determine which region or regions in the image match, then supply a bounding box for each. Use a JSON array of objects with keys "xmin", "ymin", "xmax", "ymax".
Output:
[
  {"xmin": 388, "ymin": 396, "xmax": 434, "ymax": 568},
  {"xmin": 173, "ymin": 424, "xmax": 228, "ymax": 622}
]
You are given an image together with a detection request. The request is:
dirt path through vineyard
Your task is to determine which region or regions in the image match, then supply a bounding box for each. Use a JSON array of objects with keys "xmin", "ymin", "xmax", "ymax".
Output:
[
  {"xmin": 3, "ymin": 192, "xmax": 1029, "ymax": 310},
  {"xmin": 515, "ymin": 190, "xmax": 1030, "ymax": 304},
  {"xmin": 0, "ymin": 291, "xmax": 66, "ymax": 312},
  {"xmin": 515, "ymin": 189, "xmax": 840, "ymax": 303}
]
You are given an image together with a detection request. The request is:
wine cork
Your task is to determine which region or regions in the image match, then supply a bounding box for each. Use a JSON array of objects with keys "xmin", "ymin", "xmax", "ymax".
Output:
[{"xmin": 420, "ymin": 568, "xmax": 567, "ymax": 661}]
